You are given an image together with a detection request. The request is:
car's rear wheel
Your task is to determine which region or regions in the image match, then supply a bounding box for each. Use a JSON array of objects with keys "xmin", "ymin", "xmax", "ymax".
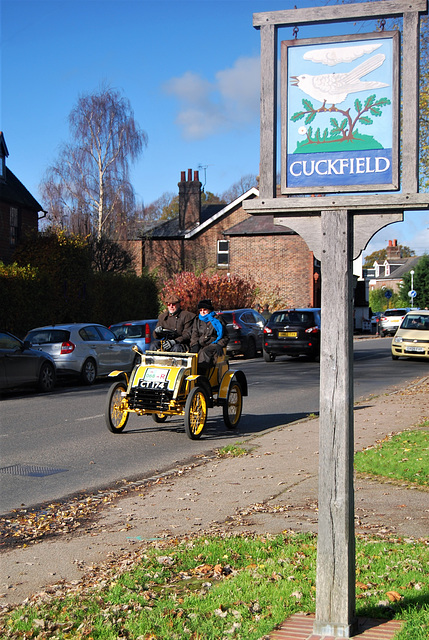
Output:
[
  {"xmin": 105, "ymin": 381, "xmax": 129, "ymax": 433},
  {"xmin": 223, "ymin": 381, "xmax": 243, "ymax": 429},
  {"xmin": 263, "ymin": 349, "xmax": 276, "ymax": 362},
  {"xmin": 243, "ymin": 337, "xmax": 256, "ymax": 359},
  {"xmin": 81, "ymin": 358, "xmax": 97, "ymax": 385},
  {"xmin": 38, "ymin": 362, "xmax": 55, "ymax": 392},
  {"xmin": 152, "ymin": 413, "xmax": 168, "ymax": 423},
  {"xmin": 184, "ymin": 386, "xmax": 208, "ymax": 439}
]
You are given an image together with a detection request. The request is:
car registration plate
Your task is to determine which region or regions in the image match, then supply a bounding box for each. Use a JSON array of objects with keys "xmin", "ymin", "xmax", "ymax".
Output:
[
  {"xmin": 405, "ymin": 346, "xmax": 425, "ymax": 353},
  {"xmin": 279, "ymin": 331, "xmax": 297, "ymax": 338}
]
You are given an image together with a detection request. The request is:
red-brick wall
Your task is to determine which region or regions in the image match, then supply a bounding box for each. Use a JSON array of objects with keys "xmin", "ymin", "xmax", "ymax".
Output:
[{"xmin": 229, "ymin": 234, "xmax": 315, "ymax": 308}]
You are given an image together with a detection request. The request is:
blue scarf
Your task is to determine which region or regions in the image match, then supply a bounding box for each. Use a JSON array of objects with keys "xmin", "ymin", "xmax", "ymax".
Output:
[{"xmin": 199, "ymin": 311, "xmax": 223, "ymax": 343}]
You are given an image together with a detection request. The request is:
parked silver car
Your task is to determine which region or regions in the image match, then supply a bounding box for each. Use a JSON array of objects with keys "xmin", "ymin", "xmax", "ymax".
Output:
[
  {"xmin": 25, "ymin": 323, "xmax": 136, "ymax": 385},
  {"xmin": 0, "ymin": 330, "xmax": 56, "ymax": 393}
]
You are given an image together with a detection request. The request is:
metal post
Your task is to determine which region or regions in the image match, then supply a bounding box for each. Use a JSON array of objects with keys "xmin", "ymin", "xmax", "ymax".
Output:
[{"xmin": 314, "ymin": 209, "xmax": 357, "ymax": 638}]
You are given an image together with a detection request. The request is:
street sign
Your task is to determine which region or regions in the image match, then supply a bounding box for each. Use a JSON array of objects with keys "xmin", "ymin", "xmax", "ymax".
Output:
[
  {"xmin": 409, "ymin": 290, "xmax": 417, "ymax": 298},
  {"xmin": 384, "ymin": 290, "xmax": 393, "ymax": 299}
]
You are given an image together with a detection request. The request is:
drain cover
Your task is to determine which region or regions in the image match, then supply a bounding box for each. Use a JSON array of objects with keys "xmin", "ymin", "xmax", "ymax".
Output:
[{"xmin": 0, "ymin": 464, "xmax": 68, "ymax": 477}]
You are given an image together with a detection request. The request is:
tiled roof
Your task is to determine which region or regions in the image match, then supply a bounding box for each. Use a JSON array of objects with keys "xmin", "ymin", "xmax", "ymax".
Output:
[
  {"xmin": 382, "ymin": 256, "xmax": 421, "ymax": 279},
  {"xmin": 0, "ymin": 167, "xmax": 45, "ymax": 212},
  {"xmin": 225, "ymin": 215, "xmax": 294, "ymax": 236}
]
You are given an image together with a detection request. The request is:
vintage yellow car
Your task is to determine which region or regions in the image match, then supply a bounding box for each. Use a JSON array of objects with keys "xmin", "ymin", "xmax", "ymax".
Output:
[{"xmin": 105, "ymin": 346, "xmax": 247, "ymax": 439}]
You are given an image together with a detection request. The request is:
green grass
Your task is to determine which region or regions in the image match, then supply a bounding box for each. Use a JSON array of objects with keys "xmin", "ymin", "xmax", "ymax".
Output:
[
  {"xmin": 1, "ymin": 533, "xmax": 428, "ymax": 639},
  {"xmin": 217, "ymin": 442, "xmax": 248, "ymax": 457},
  {"xmin": 354, "ymin": 425, "xmax": 429, "ymax": 487}
]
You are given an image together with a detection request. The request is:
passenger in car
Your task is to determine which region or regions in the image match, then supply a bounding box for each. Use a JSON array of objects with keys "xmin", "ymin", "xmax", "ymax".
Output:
[{"xmin": 190, "ymin": 299, "xmax": 229, "ymax": 375}]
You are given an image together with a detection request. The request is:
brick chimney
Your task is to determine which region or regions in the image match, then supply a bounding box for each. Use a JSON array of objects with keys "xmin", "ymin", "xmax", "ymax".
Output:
[
  {"xmin": 386, "ymin": 239, "xmax": 402, "ymax": 260},
  {"xmin": 178, "ymin": 169, "xmax": 201, "ymax": 232}
]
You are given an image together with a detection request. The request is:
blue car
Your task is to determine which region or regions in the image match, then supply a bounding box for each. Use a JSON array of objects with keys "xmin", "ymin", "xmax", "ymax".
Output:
[{"xmin": 109, "ymin": 319, "xmax": 158, "ymax": 353}]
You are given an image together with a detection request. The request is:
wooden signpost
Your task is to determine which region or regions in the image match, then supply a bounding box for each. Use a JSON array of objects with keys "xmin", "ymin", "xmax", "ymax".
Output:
[{"xmin": 245, "ymin": 1, "xmax": 428, "ymax": 636}]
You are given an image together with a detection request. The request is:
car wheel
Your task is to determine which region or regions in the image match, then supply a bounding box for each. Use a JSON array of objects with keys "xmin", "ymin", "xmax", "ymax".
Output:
[
  {"xmin": 38, "ymin": 362, "xmax": 55, "ymax": 392},
  {"xmin": 392, "ymin": 354, "xmax": 399, "ymax": 360},
  {"xmin": 81, "ymin": 358, "xmax": 97, "ymax": 385},
  {"xmin": 184, "ymin": 386, "xmax": 208, "ymax": 440},
  {"xmin": 243, "ymin": 338, "xmax": 257, "ymax": 359},
  {"xmin": 105, "ymin": 381, "xmax": 129, "ymax": 433},
  {"xmin": 263, "ymin": 349, "xmax": 276, "ymax": 362},
  {"xmin": 152, "ymin": 413, "xmax": 168, "ymax": 423},
  {"xmin": 223, "ymin": 381, "xmax": 243, "ymax": 429}
]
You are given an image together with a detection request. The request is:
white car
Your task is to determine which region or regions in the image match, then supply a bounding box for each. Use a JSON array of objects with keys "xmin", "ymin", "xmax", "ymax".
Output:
[
  {"xmin": 379, "ymin": 308, "xmax": 411, "ymax": 337},
  {"xmin": 25, "ymin": 323, "xmax": 136, "ymax": 385}
]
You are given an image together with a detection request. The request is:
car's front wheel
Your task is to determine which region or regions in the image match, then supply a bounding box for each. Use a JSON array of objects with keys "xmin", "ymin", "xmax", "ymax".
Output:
[
  {"xmin": 263, "ymin": 349, "xmax": 276, "ymax": 362},
  {"xmin": 152, "ymin": 413, "xmax": 168, "ymax": 423},
  {"xmin": 392, "ymin": 354, "xmax": 399, "ymax": 360},
  {"xmin": 105, "ymin": 381, "xmax": 129, "ymax": 433},
  {"xmin": 38, "ymin": 362, "xmax": 55, "ymax": 392},
  {"xmin": 81, "ymin": 358, "xmax": 97, "ymax": 385},
  {"xmin": 184, "ymin": 386, "xmax": 208, "ymax": 439}
]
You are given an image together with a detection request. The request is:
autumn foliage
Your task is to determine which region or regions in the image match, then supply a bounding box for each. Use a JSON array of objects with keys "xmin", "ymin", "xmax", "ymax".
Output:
[{"xmin": 161, "ymin": 271, "xmax": 257, "ymax": 313}]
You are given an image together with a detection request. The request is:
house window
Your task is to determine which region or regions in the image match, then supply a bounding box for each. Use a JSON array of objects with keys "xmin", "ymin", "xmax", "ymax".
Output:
[
  {"xmin": 10, "ymin": 207, "xmax": 18, "ymax": 246},
  {"xmin": 217, "ymin": 239, "xmax": 229, "ymax": 267}
]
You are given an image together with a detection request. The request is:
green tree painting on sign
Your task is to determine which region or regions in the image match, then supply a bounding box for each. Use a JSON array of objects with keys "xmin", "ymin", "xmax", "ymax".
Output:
[{"xmin": 291, "ymin": 93, "xmax": 391, "ymax": 151}]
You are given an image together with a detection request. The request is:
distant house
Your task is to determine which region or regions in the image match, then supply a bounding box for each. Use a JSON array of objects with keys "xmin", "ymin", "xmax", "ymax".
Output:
[
  {"xmin": 129, "ymin": 169, "xmax": 320, "ymax": 309},
  {"xmin": 0, "ymin": 132, "xmax": 46, "ymax": 263},
  {"xmin": 368, "ymin": 239, "xmax": 421, "ymax": 293}
]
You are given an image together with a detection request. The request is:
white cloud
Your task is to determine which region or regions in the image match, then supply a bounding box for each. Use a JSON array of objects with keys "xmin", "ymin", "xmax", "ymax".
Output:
[
  {"xmin": 163, "ymin": 56, "xmax": 260, "ymax": 140},
  {"xmin": 303, "ymin": 43, "xmax": 382, "ymax": 66}
]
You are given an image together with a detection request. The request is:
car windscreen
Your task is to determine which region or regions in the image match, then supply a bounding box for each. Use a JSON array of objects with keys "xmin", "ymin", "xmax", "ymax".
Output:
[
  {"xmin": 26, "ymin": 329, "xmax": 70, "ymax": 345},
  {"xmin": 219, "ymin": 313, "xmax": 234, "ymax": 325},
  {"xmin": 402, "ymin": 315, "xmax": 429, "ymax": 330},
  {"xmin": 271, "ymin": 311, "xmax": 316, "ymax": 326}
]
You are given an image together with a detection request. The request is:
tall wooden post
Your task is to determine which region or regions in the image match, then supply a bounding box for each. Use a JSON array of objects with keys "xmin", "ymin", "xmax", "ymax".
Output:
[{"xmin": 314, "ymin": 209, "xmax": 356, "ymax": 637}]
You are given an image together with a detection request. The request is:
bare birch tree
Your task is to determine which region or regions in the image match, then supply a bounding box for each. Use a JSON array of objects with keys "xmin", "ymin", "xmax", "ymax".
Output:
[{"xmin": 41, "ymin": 86, "xmax": 147, "ymax": 239}]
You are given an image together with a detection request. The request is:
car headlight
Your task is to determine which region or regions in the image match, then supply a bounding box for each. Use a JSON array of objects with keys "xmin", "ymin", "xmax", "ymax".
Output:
[{"xmin": 393, "ymin": 337, "xmax": 403, "ymax": 343}]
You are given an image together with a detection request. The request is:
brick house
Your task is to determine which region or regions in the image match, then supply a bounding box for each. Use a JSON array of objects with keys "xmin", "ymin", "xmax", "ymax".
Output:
[
  {"xmin": 368, "ymin": 239, "xmax": 421, "ymax": 293},
  {"xmin": 0, "ymin": 132, "xmax": 46, "ymax": 263},
  {"xmin": 134, "ymin": 169, "xmax": 320, "ymax": 308}
]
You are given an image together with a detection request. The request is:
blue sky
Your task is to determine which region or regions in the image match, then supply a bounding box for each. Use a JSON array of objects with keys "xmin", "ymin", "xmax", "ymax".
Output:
[{"xmin": 1, "ymin": 0, "xmax": 428, "ymax": 256}]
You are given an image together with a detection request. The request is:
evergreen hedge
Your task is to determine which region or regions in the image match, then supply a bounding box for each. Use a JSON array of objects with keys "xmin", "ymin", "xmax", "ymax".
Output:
[{"xmin": 0, "ymin": 262, "xmax": 159, "ymax": 338}]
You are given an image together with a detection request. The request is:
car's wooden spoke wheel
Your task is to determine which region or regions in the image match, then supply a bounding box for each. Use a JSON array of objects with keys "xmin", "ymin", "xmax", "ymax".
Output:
[
  {"xmin": 223, "ymin": 381, "xmax": 243, "ymax": 429},
  {"xmin": 105, "ymin": 381, "xmax": 129, "ymax": 433},
  {"xmin": 184, "ymin": 386, "xmax": 208, "ymax": 439}
]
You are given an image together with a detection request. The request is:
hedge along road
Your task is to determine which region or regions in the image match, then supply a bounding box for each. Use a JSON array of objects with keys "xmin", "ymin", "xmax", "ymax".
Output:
[{"xmin": 1, "ymin": 337, "xmax": 428, "ymax": 515}]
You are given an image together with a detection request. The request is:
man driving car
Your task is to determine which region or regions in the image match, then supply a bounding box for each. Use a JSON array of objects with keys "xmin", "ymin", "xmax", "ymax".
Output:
[{"xmin": 149, "ymin": 296, "xmax": 195, "ymax": 352}]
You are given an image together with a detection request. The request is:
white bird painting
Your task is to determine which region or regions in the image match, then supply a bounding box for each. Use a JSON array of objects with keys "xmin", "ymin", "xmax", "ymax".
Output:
[{"xmin": 290, "ymin": 53, "xmax": 388, "ymax": 106}]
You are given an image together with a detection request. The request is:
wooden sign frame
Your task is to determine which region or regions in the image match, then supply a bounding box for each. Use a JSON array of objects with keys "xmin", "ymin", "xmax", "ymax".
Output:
[{"xmin": 246, "ymin": 0, "xmax": 428, "ymax": 215}]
